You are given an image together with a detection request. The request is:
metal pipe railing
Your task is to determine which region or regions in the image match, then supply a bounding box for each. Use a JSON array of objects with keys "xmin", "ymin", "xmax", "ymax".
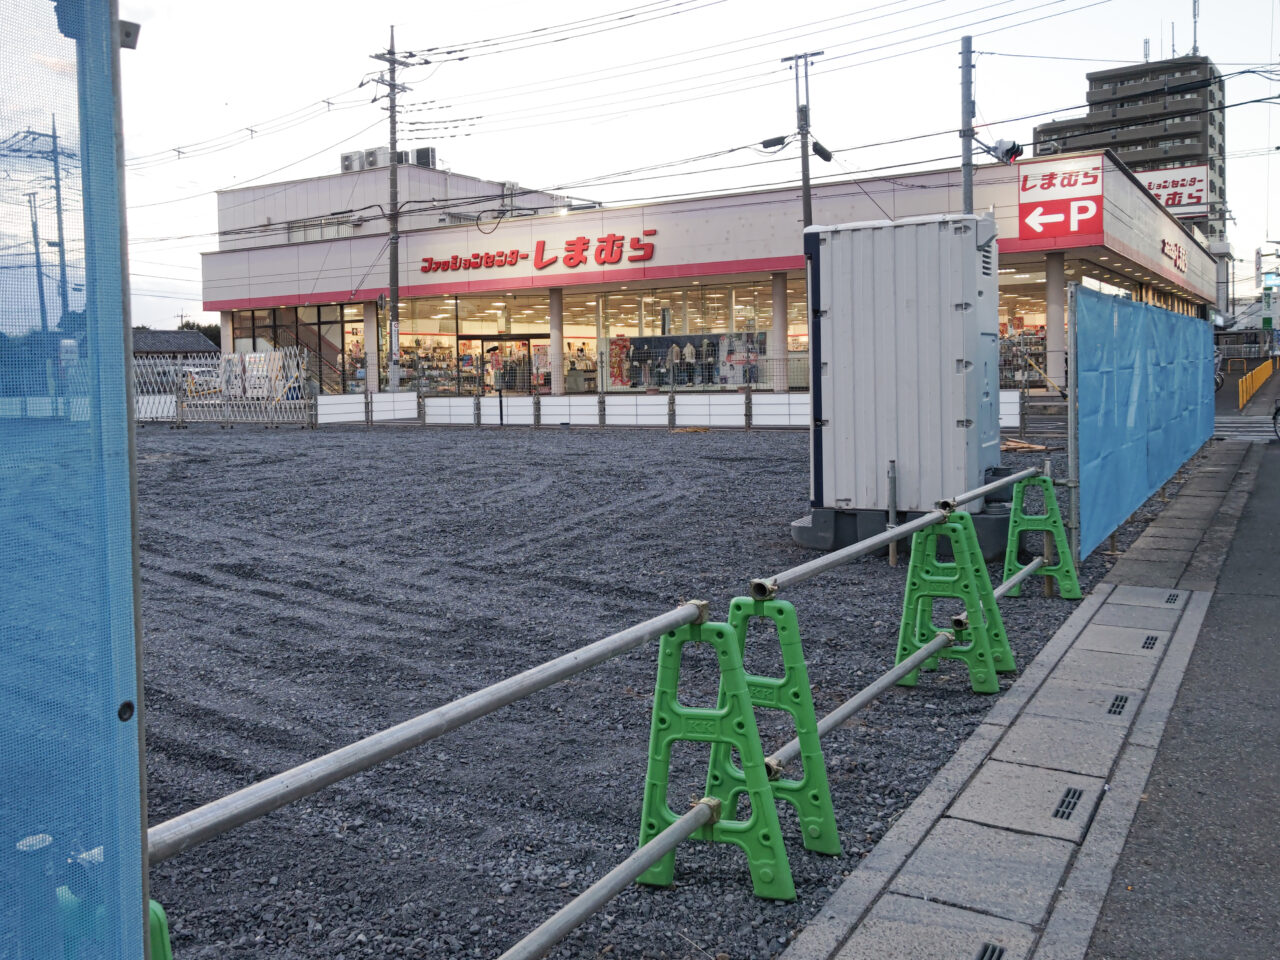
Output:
[
  {"xmin": 147, "ymin": 601, "xmax": 706, "ymax": 863},
  {"xmin": 767, "ymin": 630, "xmax": 952, "ymax": 769},
  {"xmin": 751, "ymin": 465, "xmax": 1041, "ymax": 600},
  {"xmin": 948, "ymin": 465, "xmax": 1040, "ymax": 509},
  {"xmin": 751, "ymin": 509, "xmax": 947, "ymax": 600},
  {"xmin": 768, "ymin": 559, "xmax": 1044, "ymax": 768},
  {"xmin": 995, "ymin": 556, "xmax": 1044, "ymax": 600},
  {"xmin": 497, "ymin": 800, "xmax": 720, "ymax": 960},
  {"xmin": 503, "ymin": 555, "xmax": 1057, "ymax": 959},
  {"xmin": 151, "ymin": 462, "xmax": 1057, "ymax": 958}
]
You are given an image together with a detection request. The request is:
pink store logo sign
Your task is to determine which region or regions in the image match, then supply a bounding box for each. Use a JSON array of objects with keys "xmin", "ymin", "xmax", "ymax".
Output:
[{"xmin": 421, "ymin": 230, "xmax": 657, "ymax": 274}]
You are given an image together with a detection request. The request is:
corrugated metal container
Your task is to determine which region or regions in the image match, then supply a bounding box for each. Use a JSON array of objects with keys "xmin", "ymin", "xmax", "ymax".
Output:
[{"xmin": 807, "ymin": 213, "xmax": 1001, "ymax": 514}]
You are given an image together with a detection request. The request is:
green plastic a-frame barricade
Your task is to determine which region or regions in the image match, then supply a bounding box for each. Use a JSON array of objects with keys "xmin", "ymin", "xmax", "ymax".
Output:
[
  {"xmin": 1002, "ymin": 476, "xmax": 1082, "ymax": 599},
  {"xmin": 637, "ymin": 619, "xmax": 796, "ymax": 901},
  {"xmin": 705, "ymin": 597, "xmax": 840, "ymax": 856},
  {"xmin": 895, "ymin": 511, "xmax": 1015, "ymax": 694}
]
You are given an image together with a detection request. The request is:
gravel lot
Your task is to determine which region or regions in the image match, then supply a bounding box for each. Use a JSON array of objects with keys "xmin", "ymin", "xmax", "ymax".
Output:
[{"xmin": 139, "ymin": 424, "xmax": 1169, "ymax": 959}]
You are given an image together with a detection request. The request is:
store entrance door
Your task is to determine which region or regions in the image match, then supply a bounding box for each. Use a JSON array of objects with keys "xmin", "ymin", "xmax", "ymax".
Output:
[{"xmin": 458, "ymin": 334, "xmax": 549, "ymax": 394}]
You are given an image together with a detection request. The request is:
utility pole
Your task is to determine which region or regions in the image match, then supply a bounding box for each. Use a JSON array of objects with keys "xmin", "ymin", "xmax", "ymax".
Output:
[
  {"xmin": 960, "ymin": 35, "xmax": 975, "ymax": 215},
  {"xmin": 371, "ymin": 27, "xmax": 412, "ymax": 392},
  {"xmin": 781, "ymin": 51, "xmax": 824, "ymax": 227},
  {"xmin": 25, "ymin": 192, "xmax": 49, "ymax": 333},
  {"xmin": 50, "ymin": 115, "xmax": 70, "ymax": 322}
]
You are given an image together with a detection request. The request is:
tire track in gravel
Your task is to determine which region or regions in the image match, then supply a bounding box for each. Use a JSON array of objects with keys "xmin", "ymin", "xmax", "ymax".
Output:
[{"xmin": 137, "ymin": 426, "xmax": 1160, "ymax": 960}]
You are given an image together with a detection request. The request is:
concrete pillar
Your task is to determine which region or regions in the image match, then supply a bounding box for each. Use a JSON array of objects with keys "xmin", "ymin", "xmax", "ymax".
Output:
[
  {"xmin": 637, "ymin": 295, "xmax": 646, "ymax": 336},
  {"xmin": 728, "ymin": 288, "xmax": 736, "ymax": 334},
  {"xmin": 771, "ymin": 272, "xmax": 788, "ymax": 393},
  {"xmin": 596, "ymin": 297, "xmax": 605, "ymax": 391},
  {"xmin": 682, "ymin": 291, "xmax": 690, "ymax": 334},
  {"xmin": 549, "ymin": 287, "xmax": 564, "ymax": 395},
  {"xmin": 363, "ymin": 301, "xmax": 379, "ymax": 394},
  {"xmin": 1045, "ymin": 252, "xmax": 1066, "ymax": 390},
  {"xmin": 220, "ymin": 312, "xmax": 233, "ymax": 355}
]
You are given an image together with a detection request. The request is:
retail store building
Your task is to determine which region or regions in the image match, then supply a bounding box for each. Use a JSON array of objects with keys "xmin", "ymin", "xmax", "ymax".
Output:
[{"xmin": 202, "ymin": 148, "xmax": 1219, "ymax": 396}]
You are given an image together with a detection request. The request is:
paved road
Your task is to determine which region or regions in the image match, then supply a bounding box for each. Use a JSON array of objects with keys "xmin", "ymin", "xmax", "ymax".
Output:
[
  {"xmin": 1084, "ymin": 442, "xmax": 1280, "ymax": 960},
  {"xmin": 1213, "ymin": 414, "xmax": 1275, "ymax": 444}
]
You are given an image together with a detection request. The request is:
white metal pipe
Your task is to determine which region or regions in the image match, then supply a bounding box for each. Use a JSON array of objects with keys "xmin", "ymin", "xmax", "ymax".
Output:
[
  {"xmin": 753, "ymin": 509, "xmax": 946, "ymax": 599},
  {"xmin": 948, "ymin": 466, "xmax": 1041, "ymax": 509},
  {"xmin": 753, "ymin": 466, "xmax": 1041, "ymax": 599},
  {"xmin": 147, "ymin": 602, "xmax": 705, "ymax": 863},
  {"xmin": 767, "ymin": 631, "xmax": 952, "ymax": 768},
  {"xmin": 994, "ymin": 556, "xmax": 1045, "ymax": 599},
  {"xmin": 496, "ymin": 801, "xmax": 718, "ymax": 960}
]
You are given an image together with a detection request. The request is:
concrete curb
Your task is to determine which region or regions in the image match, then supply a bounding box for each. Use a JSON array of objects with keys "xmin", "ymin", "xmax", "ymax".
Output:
[
  {"xmin": 780, "ymin": 440, "xmax": 1261, "ymax": 960},
  {"xmin": 1031, "ymin": 590, "xmax": 1211, "ymax": 960},
  {"xmin": 778, "ymin": 585, "xmax": 1115, "ymax": 960}
]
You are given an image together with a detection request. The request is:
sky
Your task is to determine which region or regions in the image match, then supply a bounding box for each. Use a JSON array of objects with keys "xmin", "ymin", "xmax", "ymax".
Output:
[{"xmin": 107, "ymin": 0, "xmax": 1280, "ymax": 328}]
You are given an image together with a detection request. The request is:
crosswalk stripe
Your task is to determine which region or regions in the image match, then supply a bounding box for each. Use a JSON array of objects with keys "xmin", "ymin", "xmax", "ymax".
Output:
[{"xmin": 1214, "ymin": 417, "xmax": 1275, "ymax": 443}]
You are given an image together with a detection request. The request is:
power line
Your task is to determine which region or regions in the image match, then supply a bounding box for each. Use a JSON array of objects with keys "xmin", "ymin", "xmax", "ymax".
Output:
[
  {"xmin": 398, "ymin": 0, "xmax": 956, "ymax": 115},
  {"xmin": 124, "ymin": 83, "xmax": 1274, "ymax": 253},
  {"xmin": 124, "ymin": 89, "xmax": 367, "ymax": 167},
  {"xmin": 128, "ymin": 118, "xmax": 386, "ymax": 210},
  {"xmin": 397, "ymin": 0, "xmax": 1117, "ymax": 141},
  {"xmin": 409, "ymin": 0, "xmax": 699, "ymax": 55},
  {"xmin": 126, "ymin": 98, "xmax": 370, "ymax": 171},
  {"xmin": 407, "ymin": 0, "xmax": 727, "ymax": 62}
]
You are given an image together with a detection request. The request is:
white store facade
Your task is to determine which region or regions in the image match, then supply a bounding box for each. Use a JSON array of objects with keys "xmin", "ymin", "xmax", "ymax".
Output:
[{"xmin": 202, "ymin": 149, "xmax": 1219, "ymax": 400}]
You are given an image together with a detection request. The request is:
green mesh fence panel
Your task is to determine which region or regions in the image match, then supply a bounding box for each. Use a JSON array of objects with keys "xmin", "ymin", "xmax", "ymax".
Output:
[{"xmin": 1, "ymin": 2, "xmax": 144, "ymax": 956}]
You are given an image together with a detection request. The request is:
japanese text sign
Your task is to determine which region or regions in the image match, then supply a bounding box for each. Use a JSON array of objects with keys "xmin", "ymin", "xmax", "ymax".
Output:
[
  {"xmin": 421, "ymin": 230, "xmax": 657, "ymax": 274},
  {"xmin": 1138, "ymin": 165, "xmax": 1208, "ymax": 216},
  {"xmin": 1017, "ymin": 155, "xmax": 1103, "ymax": 243}
]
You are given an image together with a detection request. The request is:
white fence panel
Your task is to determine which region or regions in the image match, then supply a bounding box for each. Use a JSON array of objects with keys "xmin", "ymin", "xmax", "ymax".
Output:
[
  {"xmin": 505, "ymin": 396, "xmax": 536, "ymax": 425},
  {"xmin": 539, "ymin": 395, "xmax": 599, "ymax": 425},
  {"xmin": 751, "ymin": 393, "xmax": 791, "ymax": 427},
  {"xmin": 999, "ymin": 390, "xmax": 1020, "ymax": 429},
  {"xmin": 479, "ymin": 397, "xmax": 502, "ymax": 425},
  {"xmin": 425, "ymin": 397, "xmax": 476, "ymax": 425},
  {"xmin": 675, "ymin": 393, "xmax": 746, "ymax": 427},
  {"xmin": 707, "ymin": 393, "xmax": 746, "ymax": 427},
  {"xmin": 605, "ymin": 395, "xmax": 641, "ymax": 426},
  {"xmin": 318, "ymin": 394, "xmax": 365, "ymax": 424},
  {"xmin": 134, "ymin": 393, "xmax": 177, "ymax": 422},
  {"xmin": 635, "ymin": 395, "xmax": 669, "ymax": 426},
  {"xmin": 371, "ymin": 392, "xmax": 418, "ymax": 421}
]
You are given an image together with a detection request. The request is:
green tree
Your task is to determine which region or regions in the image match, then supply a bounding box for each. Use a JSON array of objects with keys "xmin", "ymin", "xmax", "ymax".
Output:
[{"xmin": 178, "ymin": 318, "xmax": 221, "ymax": 349}]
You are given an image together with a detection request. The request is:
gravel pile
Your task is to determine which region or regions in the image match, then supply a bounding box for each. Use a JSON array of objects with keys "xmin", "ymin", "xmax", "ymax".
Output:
[{"xmin": 138, "ymin": 424, "xmax": 1183, "ymax": 959}]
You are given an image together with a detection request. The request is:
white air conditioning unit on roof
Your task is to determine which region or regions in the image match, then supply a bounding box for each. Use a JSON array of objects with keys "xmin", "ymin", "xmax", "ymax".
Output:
[{"xmin": 340, "ymin": 151, "xmax": 364, "ymax": 172}]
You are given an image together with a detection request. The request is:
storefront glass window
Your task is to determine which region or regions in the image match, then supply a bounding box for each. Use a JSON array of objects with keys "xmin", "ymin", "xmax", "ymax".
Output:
[
  {"xmin": 232, "ymin": 311, "xmax": 253, "ymax": 354},
  {"xmin": 252, "ymin": 309, "xmax": 274, "ymax": 353}
]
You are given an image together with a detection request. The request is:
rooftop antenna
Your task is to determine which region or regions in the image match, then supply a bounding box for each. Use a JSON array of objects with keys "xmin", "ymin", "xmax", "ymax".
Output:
[
  {"xmin": 1144, "ymin": 37, "xmax": 1150, "ymax": 61},
  {"xmin": 1171, "ymin": 22, "xmax": 1177, "ymax": 58},
  {"xmin": 1192, "ymin": 0, "xmax": 1199, "ymax": 56}
]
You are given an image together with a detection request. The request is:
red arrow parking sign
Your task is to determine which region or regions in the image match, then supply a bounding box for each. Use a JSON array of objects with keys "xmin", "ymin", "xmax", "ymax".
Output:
[
  {"xmin": 1016, "ymin": 155, "xmax": 1104, "ymax": 243},
  {"xmin": 1021, "ymin": 196, "xmax": 1100, "ymax": 239}
]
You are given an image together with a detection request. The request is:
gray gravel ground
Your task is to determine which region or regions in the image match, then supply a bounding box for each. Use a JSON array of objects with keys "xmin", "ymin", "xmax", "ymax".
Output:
[{"xmin": 138, "ymin": 424, "xmax": 1187, "ymax": 960}]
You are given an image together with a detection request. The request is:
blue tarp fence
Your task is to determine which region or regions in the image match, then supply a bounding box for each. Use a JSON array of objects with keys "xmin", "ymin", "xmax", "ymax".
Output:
[
  {"xmin": 1072, "ymin": 284, "xmax": 1214, "ymax": 561},
  {"xmin": 1, "ymin": 1, "xmax": 143, "ymax": 956}
]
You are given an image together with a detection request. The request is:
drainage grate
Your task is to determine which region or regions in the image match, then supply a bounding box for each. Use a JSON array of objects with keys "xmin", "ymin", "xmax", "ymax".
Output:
[
  {"xmin": 1142, "ymin": 635, "xmax": 1159, "ymax": 650},
  {"xmin": 1107, "ymin": 694, "xmax": 1130, "ymax": 716},
  {"xmin": 1052, "ymin": 787, "xmax": 1084, "ymax": 820},
  {"xmin": 1166, "ymin": 593, "xmax": 1180, "ymax": 604},
  {"xmin": 974, "ymin": 944, "xmax": 1006, "ymax": 960}
]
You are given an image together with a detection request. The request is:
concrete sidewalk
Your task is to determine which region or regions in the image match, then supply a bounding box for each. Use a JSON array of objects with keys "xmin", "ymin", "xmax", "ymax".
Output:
[
  {"xmin": 780, "ymin": 439, "xmax": 1265, "ymax": 960},
  {"xmin": 1084, "ymin": 442, "xmax": 1280, "ymax": 960}
]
